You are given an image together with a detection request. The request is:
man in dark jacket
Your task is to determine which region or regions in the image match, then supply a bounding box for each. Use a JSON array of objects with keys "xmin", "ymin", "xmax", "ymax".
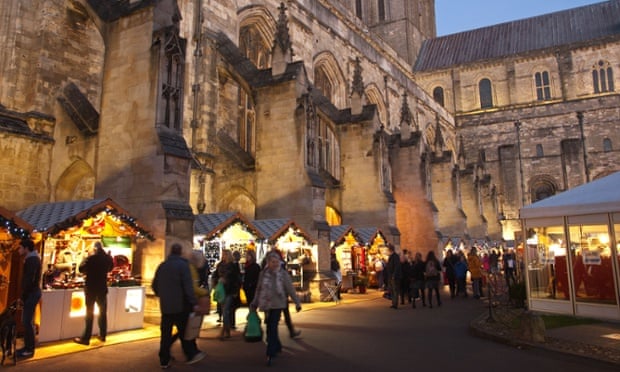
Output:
[
  {"xmin": 74, "ymin": 241, "xmax": 114, "ymax": 345},
  {"xmin": 385, "ymin": 244, "xmax": 402, "ymax": 309},
  {"xmin": 152, "ymin": 243, "xmax": 204, "ymax": 368},
  {"xmin": 16, "ymin": 238, "xmax": 41, "ymax": 358}
]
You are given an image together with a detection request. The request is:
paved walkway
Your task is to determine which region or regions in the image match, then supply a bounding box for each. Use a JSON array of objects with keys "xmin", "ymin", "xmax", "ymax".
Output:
[{"xmin": 13, "ymin": 289, "xmax": 620, "ymax": 367}]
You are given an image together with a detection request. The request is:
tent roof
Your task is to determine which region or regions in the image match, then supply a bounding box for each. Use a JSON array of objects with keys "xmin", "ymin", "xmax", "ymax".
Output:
[{"xmin": 520, "ymin": 171, "xmax": 620, "ymax": 219}]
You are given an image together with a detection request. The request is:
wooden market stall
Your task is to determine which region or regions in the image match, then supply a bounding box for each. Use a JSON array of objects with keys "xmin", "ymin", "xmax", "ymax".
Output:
[
  {"xmin": 253, "ymin": 219, "xmax": 315, "ymax": 293},
  {"xmin": 193, "ymin": 212, "xmax": 265, "ymax": 272},
  {"xmin": 17, "ymin": 198, "xmax": 152, "ymax": 342},
  {"xmin": 0, "ymin": 206, "xmax": 34, "ymax": 311}
]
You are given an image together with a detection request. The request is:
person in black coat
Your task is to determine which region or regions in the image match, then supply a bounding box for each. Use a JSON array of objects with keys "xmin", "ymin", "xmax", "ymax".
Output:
[
  {"xmin": 410, "ymin": 252, "xmax": 426, "ymax": 308},
  {"xmin": 385, "ymin": 244, "xmax": 402, "ymax": 309},
  {"xmin": 443, "ymin": 249, "xmax": 458, "ymax": 299},
  {"xmin": 74, "ymin": 241, "xmax": 114, "ymax": 345},
  {"xmin": 16, "ymin": 238, "xmax": 41, "ymax": 358}
]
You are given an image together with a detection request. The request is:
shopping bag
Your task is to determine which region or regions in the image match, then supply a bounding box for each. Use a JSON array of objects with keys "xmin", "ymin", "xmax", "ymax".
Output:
[
  {"xmin": 213, "ymin": 281, "xmax": 226, "ymax": 304},
  {"xmin": 243, "ymin": 310, "xmax": 263, "ymax": 342},
  {"xmin": 184, "ymin": 312, "xmax": 204, "ymax": 340}
]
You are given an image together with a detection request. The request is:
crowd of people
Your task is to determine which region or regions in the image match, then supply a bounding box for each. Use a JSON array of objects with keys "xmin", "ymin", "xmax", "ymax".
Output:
[{"xmin": 377, "ymin": 243, "xmax": 520, "ymax": 309}]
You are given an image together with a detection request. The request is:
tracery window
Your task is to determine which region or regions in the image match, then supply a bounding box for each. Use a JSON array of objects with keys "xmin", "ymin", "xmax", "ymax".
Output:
[
  {"xmin": 592, "ymin": 60, "xmax": 615, "ymax": 94},
  {"xmin": 479, "ymin": 78, "xmax": 493, "ymax": 109},
  {"xmin": 160, "ymin": 31, "xmax": 185, "ymax": 131},
  {"xmin": 355, "ymin": 0, "xmax": 363, "ymax": 19},
  {"xmin": 317, "ymin": 116, "xmax": 340, "ymax": 180},
  {"xmin": 240, "ymin": 27, "xmax": 270, "ymax": 69},
  {"xmin": 315, "ymin": 68, "xmax": 333, "ymax": 102},
  {"xmin": 237, "ymin": 89, "xmax": 255, "ymax": 154},
  {"xmin": 536, "ymin": 144, "xmax": 544, "ymax": 157},
  {"xmin": 534, "ymin": 71, "xmax": 551, "ymax": 101},
  {"xmin": 433, "ymin": 86, "xmax": 444, "ymax": 107},
  {"xmin": 378, "ymin": 0, "xmax": 385, "ymax": 21}
]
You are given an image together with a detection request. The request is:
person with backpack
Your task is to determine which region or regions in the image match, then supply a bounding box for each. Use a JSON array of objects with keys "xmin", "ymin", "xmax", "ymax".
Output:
[{"xmin": 424, "ymin": 250, "xmax": 442, "ymax": 308}]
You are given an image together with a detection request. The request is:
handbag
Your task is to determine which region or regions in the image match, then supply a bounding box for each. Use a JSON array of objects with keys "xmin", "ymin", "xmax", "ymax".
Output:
[
  {"xmin": 213, "ymin": 281, "xmax": 226, "ymax": 304},
  {"xmin": 184, "ymin": 312, "xmax": 203, "ymax": 340},
  {"xmin": 243, "ymin": 310, "xmax": 263, "ymax": 342}
]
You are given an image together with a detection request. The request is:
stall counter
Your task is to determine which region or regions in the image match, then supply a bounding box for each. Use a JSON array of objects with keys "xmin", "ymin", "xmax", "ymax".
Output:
[{"xmin": 38, "ymin": 286, "xmax": 145, "ymax": 343}]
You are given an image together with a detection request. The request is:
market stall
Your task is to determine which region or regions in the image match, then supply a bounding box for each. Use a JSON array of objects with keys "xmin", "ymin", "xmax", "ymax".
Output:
[
  {"xmin": 520, "ymin": 171, "xmax": 620, "ymax": 321},
  {"xmin": 0, "ymin": 206, "xmax": 34, "ymax": 310},
  {"xmin": 17, "ymin": 198, "xmax": 152, "ymax": 342},
  {"xmin": 193, "ymin": 212, "xmax": 264, "ymax": 272},
  {"xmin": 356, "ymin": 227, "xmax": 388, "ymax": 290},
  {"xmin": 330, "ymin": 225, "xmax": 362, "ymax": 291},
  {"xmin": 253, "ymin": 219, "xmax": 315, "ymax": 292}
]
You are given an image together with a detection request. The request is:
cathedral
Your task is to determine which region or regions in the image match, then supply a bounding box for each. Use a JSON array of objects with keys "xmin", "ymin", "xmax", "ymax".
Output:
[{"xmin": 1, "ymin": 0, "xmax": 619, "ymax": 292}]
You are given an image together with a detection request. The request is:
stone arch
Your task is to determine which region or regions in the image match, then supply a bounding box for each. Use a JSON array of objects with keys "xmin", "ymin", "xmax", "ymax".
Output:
[
  {"xmin": 219, "ymin": 186, "xmax": 256, "ymax": 219},
  {"xmin": 238, "ymin": 6, "xmax": 276, "ymax": 68},
  {"xmin": 313, "ymin": 51, "xmax": 347, "ymax": 109},
  {"xmin": 365, "ymin": 83, "xmax": 386, "ymax": 126},
  {"xmin": 528, "ymin": 174, "xmax": 559, "ymax": 203},
  {"xmin": 55, "ymin": 159, "xmax": 95, "ymax": 201}
]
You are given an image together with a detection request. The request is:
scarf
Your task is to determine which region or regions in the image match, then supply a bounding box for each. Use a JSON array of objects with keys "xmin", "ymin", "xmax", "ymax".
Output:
[{"xmin": 257, "ymin": 267, "xmax": 285, "ymax": 311}]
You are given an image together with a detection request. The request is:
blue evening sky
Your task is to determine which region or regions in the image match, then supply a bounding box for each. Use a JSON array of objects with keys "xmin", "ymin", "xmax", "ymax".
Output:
[{"xmin": 436, "ymin": 0, "xmax": 606, "ymax": 36}]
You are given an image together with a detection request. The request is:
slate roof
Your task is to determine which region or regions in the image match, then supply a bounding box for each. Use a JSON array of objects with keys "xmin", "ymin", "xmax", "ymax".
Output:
[
  {"xmin": 355, "ymin": 227, "xmax": 386, "ymax": 246},
  {"xmin": 16, "ymin": 198, "xmax": 152, "ymax": 238},
  {"xmin": 253, "ymin": 219, "xmax": 315, "ymax": 244},
  {"xmin": 194, "ymin": 212, "xmax": 264, "ymax": 239},
  {"xmin": 0, "ymin": 206, "xmax": 33, "ymax": 239},
  {"xmin": 415, "ymin": 1, "xmax": 620, "ymax": 72}
]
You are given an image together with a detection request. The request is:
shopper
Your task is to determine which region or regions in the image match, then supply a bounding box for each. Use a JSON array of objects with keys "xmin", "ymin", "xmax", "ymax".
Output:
[
  {"xmin": 250, "ymin": 251, "xmax": 302, "ymax": 366},
  {"xmin": 424, "ymin": 250, "xmax": 442, "ymax": 308},
  {"xmin": 16, "ymin": 238, "xmax": 41, "ymax": 358},
  {"xmin": 330, "ymin": 247, "xmax": 342, "ymax": 299},
  {"xmin": 443, "ymin": 249, "xmax": 457, "ymax": 299},
  {"xmin": 73, "ymin": 241, "xmax": 114, "ymax": 346},
  {"xmin": 454, "ymin": 251, "xmax": 469, "ymax": 298},
  {"xmin": 212, "ymin": 249, "xmax": 242, "ymax": 340},
  {"xmin": 243, "ymin": 250, "xmax": 261, "ymax": 305},
  {"xmin": 410, "ymin": 252, "xmax": 426, "ymax": 308},
  {"xmin": 385, "ymin": 244, "xmax": 402, "ymax": 309},
  {"xmin": 467, "ymin": 246, "xmax": 484, "ymax": 299},
  {"xmin": 152, "ymin": 243, "xmax": 205, "ymax": 368}
]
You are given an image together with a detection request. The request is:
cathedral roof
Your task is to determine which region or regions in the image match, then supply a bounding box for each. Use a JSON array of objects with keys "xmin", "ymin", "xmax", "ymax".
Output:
[{"xmin": 415, "ymin": 1, "xmax": 620, "ymax": 72}]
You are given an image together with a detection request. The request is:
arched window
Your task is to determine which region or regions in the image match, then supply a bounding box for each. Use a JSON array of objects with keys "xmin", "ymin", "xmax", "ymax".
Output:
[
  {"xmin": 315, "ymin": 68, "xmax": 332, "ymax": 102},
  {"xmin": 534, "ymin": 71, "xmax": 551, "ymax": 101},
  {"xmin": 355, "ymin": 0, "xmax": 363, "ymax": 19},
  {"xmin": 530, "ymin": 177, "xmax": 558, "ymax": 203},
  {"xmin": 479, "ymin": 78, "xmax": 493, "ymax": 109},
  {"xmin": 237, "ymin": 88, "xmax": 255, "ymax": 155},
  {"xmin": 536, "ymin": 144, "xmax": 544, "ymax": 157},
  {"xmin": 239, "ymin": 26, "xmax": 271, "ymax": 69},
  {"xmin": 433, "ymin": 86, "xmax": 444, "ymax": 107},
  {"xmin": 603, "ymin": 138, "xmax": 612, "ymax": 152},
  {"xmin": 592, "ymin": 60, "xmax": 615, "ymax": 93},
  {"xmin": 378, "ymin": 0, "xmax": 386, "ymax": 21}
]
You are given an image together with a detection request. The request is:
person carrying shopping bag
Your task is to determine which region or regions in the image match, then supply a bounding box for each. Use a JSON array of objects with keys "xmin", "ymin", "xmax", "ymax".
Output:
[{"xmin": 250, "ymin": 251, "xmax": 302, "ymax": 366}]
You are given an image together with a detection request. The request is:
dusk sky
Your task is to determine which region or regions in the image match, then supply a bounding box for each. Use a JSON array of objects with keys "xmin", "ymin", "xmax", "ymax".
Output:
[{"xmin": 435, "ymin": 0, "xmax": 606, "ymax": 36}]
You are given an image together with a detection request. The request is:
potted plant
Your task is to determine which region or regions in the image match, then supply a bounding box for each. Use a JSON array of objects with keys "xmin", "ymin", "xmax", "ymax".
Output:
[{"xmin": 355, "ymin": 275, "xmax": 369, "ymax": 294}]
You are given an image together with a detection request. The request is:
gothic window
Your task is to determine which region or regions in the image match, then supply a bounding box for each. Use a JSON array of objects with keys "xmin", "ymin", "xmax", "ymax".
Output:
[
  {"xmin": 237, "ymin": 89, "xmax": 255, "ymax": 155},
  {"xmin": 479, "ymin": 149, "xmax": 486, "ymax": 163},
  {"xmin": 603, "ymin": 138, "xmax": 612, "ymax": 152},
  {"xmin": 159, "ymin": 30, "xmax": 185, "ymax": 131},
  {"xmin": 355, "ymin": 0, "xmax": 363, "ymax": 19},
  {"xmin": 479, "ymin": 78, "xmax": 493, "ymax": 109},
  {"xmin": 378, "ymin": 0, "xmax": 386, "ymax": 21},
  {"xmin": 536, "ymin": 144, "xmax": 544, "ymax": 157},
  {"xmin": 315, "ymin": 115, "xmax": 340, "ymax": 180},
  {"xmin": 433, "ymin": 86, "xmax": 444, "ymax": 107},
  {"xmin": 592, "ymin": 60, "xmax": 615, "ymax": 93},
  {"xmin": 315, "ymin": 68, "xmax": 332, "ymax": 102},
  {"xmin": 534, "ymin": 71, "xmax": 551, "ymax": 101},
  {"xmin": 530, "ymin": 178, "xmax": 557, "ymax": 203},
  {"xmin": 306, "ymin": 97, "xmax": 317, "ymax": 168},
  {"xmin": 240, "ymin": 26, "xmax": 270, "ymax": 69}
]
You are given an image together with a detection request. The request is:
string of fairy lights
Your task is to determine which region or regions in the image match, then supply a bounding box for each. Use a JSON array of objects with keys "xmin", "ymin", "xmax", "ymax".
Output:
[{"xmin": 0, "ymin": 214, "xmax": 31, "ymax": 239}]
